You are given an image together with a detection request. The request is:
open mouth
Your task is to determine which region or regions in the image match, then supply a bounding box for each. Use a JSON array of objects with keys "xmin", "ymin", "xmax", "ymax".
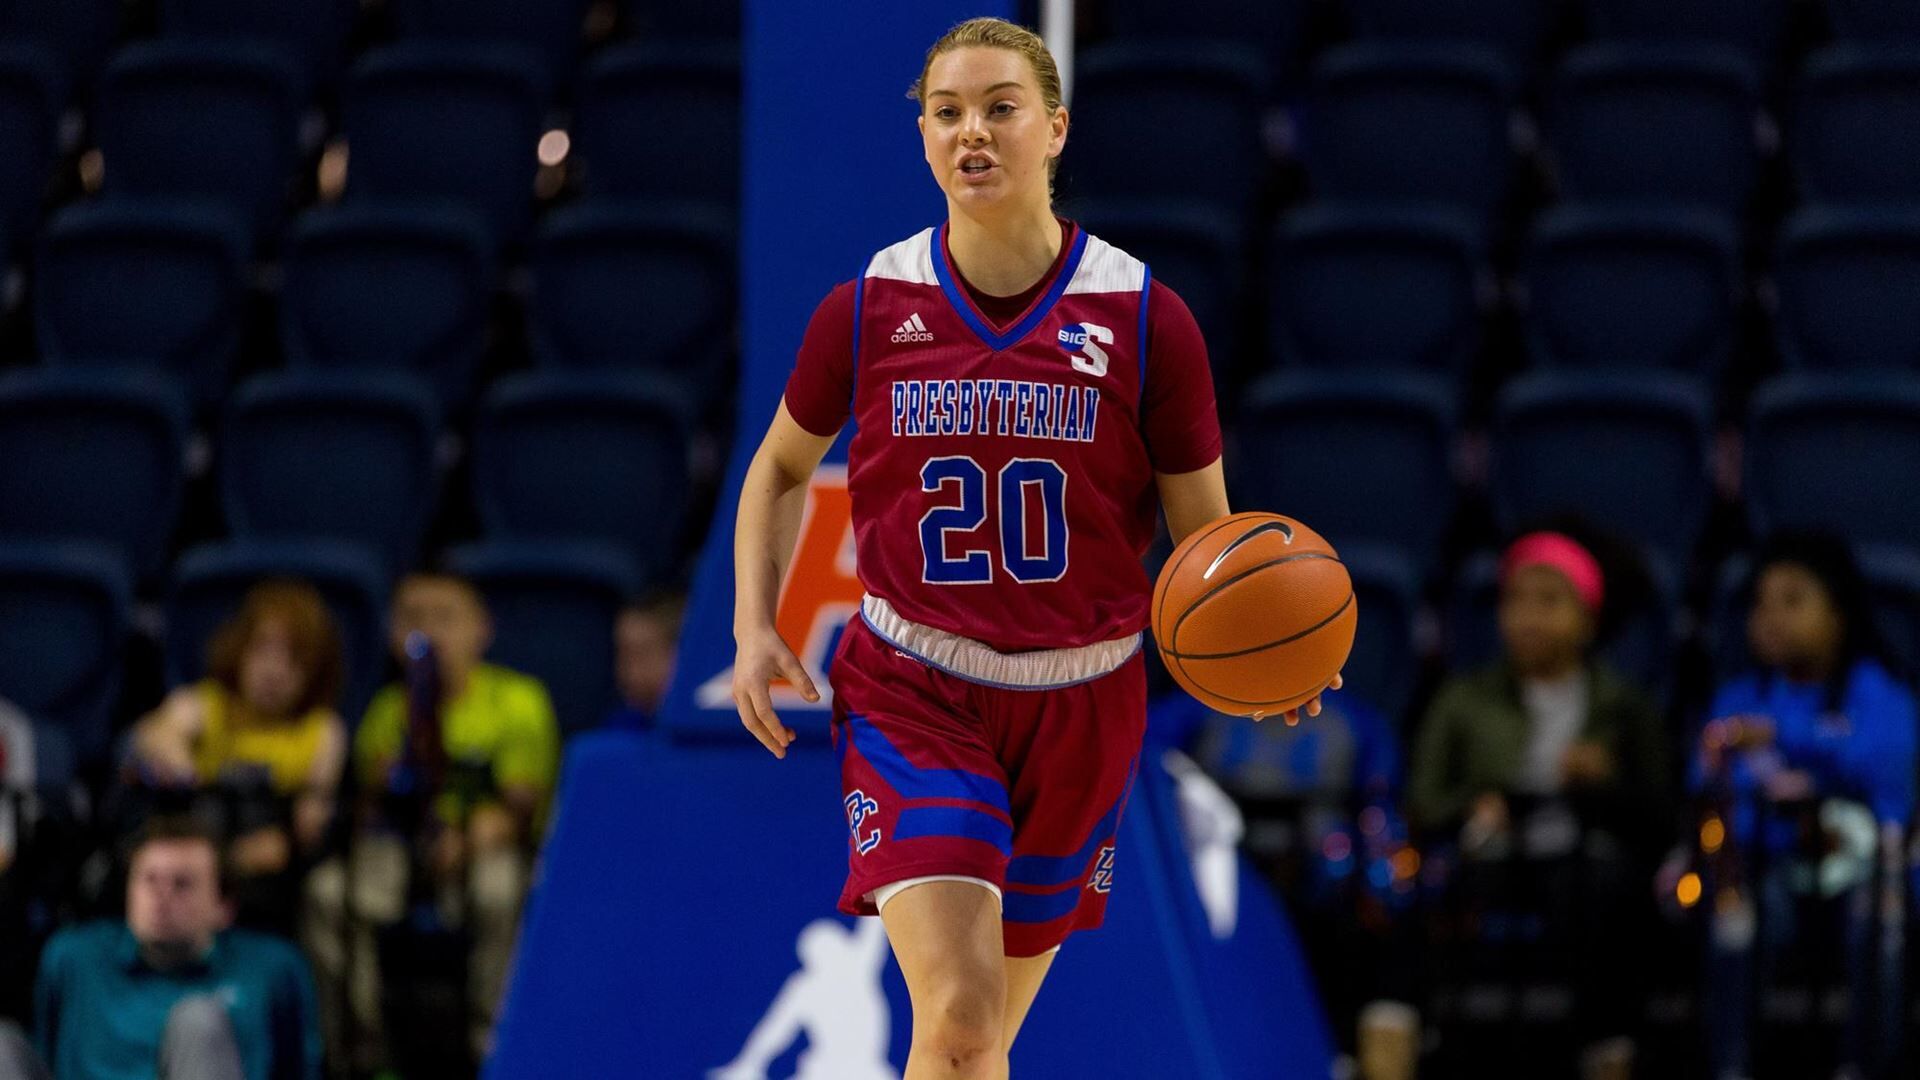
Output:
[{"xmin": 959, "ymin": 156, "xmax": 995, "ymax": 176}]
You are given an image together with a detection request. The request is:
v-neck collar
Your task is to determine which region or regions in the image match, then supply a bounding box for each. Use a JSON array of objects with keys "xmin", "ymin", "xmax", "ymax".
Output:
[{"xmin": 931, "ymin": 221, "xmax": 1090, "ymax": 353}]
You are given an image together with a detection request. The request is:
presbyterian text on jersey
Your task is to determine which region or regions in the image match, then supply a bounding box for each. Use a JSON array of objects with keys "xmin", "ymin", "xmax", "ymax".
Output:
[{"xmin": 889, "ymin": 378, "xmax": 1102, "ymax": 443}]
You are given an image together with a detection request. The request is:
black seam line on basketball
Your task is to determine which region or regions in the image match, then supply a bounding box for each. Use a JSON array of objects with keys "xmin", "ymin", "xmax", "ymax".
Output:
[
  {"xmin": 1164, "ymin": 590, "xmax": 1356, "ymax": 661},
  {"xmin": 1169, "ymin": 552, "xmax": 1344, "ymax": 651},
  {"xmin": 1156, "ymin": 513, "xmax": 1253, "ymax": 642},
  {"xmin": 1202, "ymin": 520, "xmax": 1295, "ymax": 580}
]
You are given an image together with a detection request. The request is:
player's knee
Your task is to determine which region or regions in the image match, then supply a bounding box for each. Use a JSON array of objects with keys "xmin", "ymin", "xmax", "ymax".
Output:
[{"xmin": 914, "ymin": 981, "xmax": 1004, "ymax": 1073}]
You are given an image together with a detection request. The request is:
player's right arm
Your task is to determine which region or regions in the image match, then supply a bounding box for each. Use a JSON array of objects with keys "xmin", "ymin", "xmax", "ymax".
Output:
[
  {"xmin": 731, "ymin": 402, "xmax": 835, "ymax": 758},
  {"xmin": 733, "ymin": 281, "xmax": 858, "ymax": 758}
]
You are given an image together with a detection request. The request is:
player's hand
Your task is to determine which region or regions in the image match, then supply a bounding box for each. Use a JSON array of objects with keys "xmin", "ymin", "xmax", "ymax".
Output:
[
  {"xmin": 731, "ymin": 626, "xmax": 819, "ymax": 759},
  {"xmin": 1265, "ymin": 672, "xmax": 1342, "ymax": 726}
]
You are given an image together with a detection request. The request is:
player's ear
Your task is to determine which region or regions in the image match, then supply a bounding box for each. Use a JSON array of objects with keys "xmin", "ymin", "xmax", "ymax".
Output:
[{"xmin": 1049, "ymin": 105, "xmax": 1068, "ymax": 157}]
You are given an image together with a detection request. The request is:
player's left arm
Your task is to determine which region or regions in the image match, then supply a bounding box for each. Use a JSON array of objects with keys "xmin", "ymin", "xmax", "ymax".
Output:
[
  {"xmin": 1146, "ymin": 281, "xmax": 1339, "ymax": 720},
  {"xmin": 1155, "ymin": 458, "xmax": 1229, "ymax": 546}
]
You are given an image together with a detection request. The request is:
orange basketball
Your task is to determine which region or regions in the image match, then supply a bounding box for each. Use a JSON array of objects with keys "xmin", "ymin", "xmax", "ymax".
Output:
[{"xmin": 1151, "ymin": 512, "xmax": 1356, "ymax": 718}]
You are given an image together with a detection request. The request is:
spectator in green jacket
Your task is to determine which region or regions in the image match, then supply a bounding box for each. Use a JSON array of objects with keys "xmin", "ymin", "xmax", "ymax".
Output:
[
  {"xmin": 1408, "ymin": 530, "xmax": 1671, "ymax": 1080},
  {"xmin": 1409, "ymin": 531, "xmax": 1670, "ymax": 850}
]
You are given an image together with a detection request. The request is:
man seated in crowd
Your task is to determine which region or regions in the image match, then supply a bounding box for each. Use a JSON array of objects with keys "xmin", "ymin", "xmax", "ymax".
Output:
[
  {"xmin": 303, "ymin": 571, "xmax": 559, "ymax": 1071},
  {"xmin": 2, "ymin": 816, "xmax": 318, "ymax": 1080}
]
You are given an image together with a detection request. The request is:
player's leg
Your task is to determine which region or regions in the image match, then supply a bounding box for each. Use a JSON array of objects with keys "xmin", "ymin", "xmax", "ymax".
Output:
[
  {"xmin": 879, "ymin": 880, "xmax": 1009, "ymax": 1080},
  {"xmin": 1000, "ymin": 948, "xmax": 1055, "ymax": 1050}
]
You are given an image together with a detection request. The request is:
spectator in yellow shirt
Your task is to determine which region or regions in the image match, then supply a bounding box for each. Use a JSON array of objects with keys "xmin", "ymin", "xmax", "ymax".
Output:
[
  {"xmin": 129, "ymin": 582, "xmax": 348, "ymax": 925},
  {"xmin": 302, "ymin": 571, "xmax": 558, "ymax": 1071}
]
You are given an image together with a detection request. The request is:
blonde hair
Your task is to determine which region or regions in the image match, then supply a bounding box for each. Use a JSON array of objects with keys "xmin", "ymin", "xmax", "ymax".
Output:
[{"xmin": 907, "ymin": 17, "xmax": 1065, "ymax": 182}]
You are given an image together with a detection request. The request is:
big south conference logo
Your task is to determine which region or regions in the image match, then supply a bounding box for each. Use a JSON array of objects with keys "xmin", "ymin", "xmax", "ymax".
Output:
[{"xmin": 1058, "ymin": 322, "xmax": 1114, "ymax": 377}]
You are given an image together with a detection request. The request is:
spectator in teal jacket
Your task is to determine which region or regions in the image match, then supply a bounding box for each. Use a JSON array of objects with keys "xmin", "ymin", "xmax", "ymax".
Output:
[{"xmin": 26, "ymin": 815, "xmax": 319, "ymax": 1080}]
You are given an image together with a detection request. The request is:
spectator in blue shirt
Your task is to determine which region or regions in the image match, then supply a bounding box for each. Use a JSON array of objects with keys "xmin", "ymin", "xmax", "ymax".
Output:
[
  {"xmin": 26, "ymin": 815, "xmax": 320, "ymax": 1080},
  {"xmin": 1694, "ymin": 532, "xmax": 1916, "ymax": 1080}
]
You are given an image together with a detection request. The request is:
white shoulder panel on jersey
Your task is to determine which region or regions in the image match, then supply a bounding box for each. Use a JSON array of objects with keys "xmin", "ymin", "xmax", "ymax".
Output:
[
  {"xmin": 863, "ymin": 227, "xmax": 938, "ymax": 285},
  {"xmin": 1064, "ymin": 233, "xmax": 1147, "ymax": 296}
]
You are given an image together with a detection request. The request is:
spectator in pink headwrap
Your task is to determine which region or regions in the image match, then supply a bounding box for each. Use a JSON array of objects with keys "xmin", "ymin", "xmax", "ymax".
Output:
[
  {"xmin": 1407, "ymin": 530, "xmax": 1671, "ymax": 1080},
  {"xmin": 1410, "ymin": 531, "xmax": 1668, "ymax": 843}
]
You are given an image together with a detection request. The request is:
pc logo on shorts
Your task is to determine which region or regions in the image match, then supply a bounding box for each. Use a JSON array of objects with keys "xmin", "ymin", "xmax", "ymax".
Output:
[
  {"xmin": 1058, "ymin": 322, "xmax": 1114, "ymax": 378},
  {"xmin": 1088, "ymin": 845, "xmax": 1115, "ymax": 893},
  {"xmin": 845, "ymin": 790, "xmax": 882, "ymax": 855}
]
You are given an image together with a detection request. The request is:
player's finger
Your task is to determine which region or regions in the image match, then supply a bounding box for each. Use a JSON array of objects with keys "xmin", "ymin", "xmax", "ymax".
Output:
[
  {"xmin": 734, "ymin": 693, "xmax": 786, "ymax": 758},
  {"xmin": 1306, "ymin": 695, "xmax": 1324, "ymax": 718},
  {"xmin": 1328, "ymin": 673, "xmax": 1344, "ymax": 692},
  {"xmin": 747, "ymin": 682, "xmax": 795, "ymax": 748},
  {"xmin": 776, "ymin": 650, "xmax": 821, "ymax": 703}
]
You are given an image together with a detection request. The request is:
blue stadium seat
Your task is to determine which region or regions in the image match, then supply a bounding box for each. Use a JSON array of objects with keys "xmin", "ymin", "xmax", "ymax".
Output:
[
  {"xmin": 1063, "ymin": 42, "xmax": 1268, "ymax": 217},
  {"xmin": 1775, "ymin": 207, "xmax": 1920, "ymax": 373},
  {"xmin": 1235, "ymin": 371, "xmax": 1457, "ymax": 576},
  {"xmin": 389, "ymin": 0, "xmax": 588, "ymax": 85},
  {"xmin": 220, "ymin": 372, "xmax": 441, "ymax": 572},
  {"xmin": 1747, "ymin": 374, "xmax": 1920, "ymax": 553},
  {"xmin": 0, "ymin": 542, "xmax": 130, "ymax": 762},
  {"xmin": 1074, "ymin": 200, "xmax": 1247, "ymax": 386},
  {"xmin": 280, "ymin": 204, "xmax": 495, "ymax": 408},
  {"xmin": 1101, "ymin": 0, "xmax": 1306, "ymax": 90},
  {"xmin": 1344, "ymin": 0, "xmax": 1555, "ymax": 77},
  {"xmin": 1793, "ymin": 45, "xmax": 1920, "ymax": 205},
  {"xmin": 95, "ymin": 41, "xmax": 305, "ymax": 238},
  {"xmin": 572, "ymin": 41, "xmax": 738, "ymax": 208},
  {"xmin": 446, "ymin": 541, "xmax": 639, "ymax": 736},
  {"xmin": 343, "ymin": 43, "xmax": 548, "ymax": 248},
  {"xmin": 1450, "ymin": 547, "xmax": 1680, "ymax": 695},
  {"xmin": 1269, "ymin": 203, "xmax": 1485, "ymax": 375},
  {"xmin": 0, "ymin": 370, "xmax": 187, "ymax": 578},
  {"xmin": 1710, "ymin": 544, "xmax": 1920, "ymax": 682},
  {"xmin": 1549, "ymin": 43, "xmax": 1761, "ymax": 211},
  {"xmin": 158, "ymin": 0, "xmax": 357, "ymax": 89},
  {"xmin": 0, "ymin": 44, "xmax": 61, "ymax": 240},
  {"xmin": 620, "ymin": 0, "xmax": 738, "ymax": 40},
  {"xmin": 472, "ymin": 372, "xmax": 695, "ymax": 584},
  {"xmin": 1859, "ymin": 545, "xmax": 1920, "ymax": 680},
  {"xmin": 0, "ymin": 0, "xmax": 118, "ymax": 86},
  {"xmin": 1524, "ymin": 204, "xmax": 1740, "ymax": 374},
  {"xmin": 1829, "ymin": 0, "xmax": 1920, "ymax": 40},
  {"xmin": 1304, "ymin": 43, "xmax": 1518, "ymax": 219},
  {"xmin": 1491, "ymin": 372, "xmax": 1713, "ymax": 565},
  {"xmin": 167, "ymin": 539, "xmax": 390, "ymax": 720},
  {"xmin": 1582, "ymin": 0, "xmax": 1788, "ymax": 71},
  {"xmin": 528, "ymin": 203, "xmax": 734, "ymax": 384},
  {"xmin": 1339, "ymin": 543, "xmax": 1420, "ymax": 724},
  {"xmin": 35, "ymin": 200, "xmax": 249, "ymax": 407}
]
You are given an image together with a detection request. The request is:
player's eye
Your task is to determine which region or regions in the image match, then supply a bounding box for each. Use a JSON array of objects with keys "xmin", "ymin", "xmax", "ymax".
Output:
[
  {"xmin": 992, "ymin": 102, "xmax": 1016, "ymax": 116},
  {"xmin": 933, "ymin": 106, "xmax": 958, "ymax": 120}
]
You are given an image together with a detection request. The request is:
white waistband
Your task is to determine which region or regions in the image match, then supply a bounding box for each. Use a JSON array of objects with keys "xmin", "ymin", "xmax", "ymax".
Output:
[{"xmin": 858, "ymin": 594, "xmax": 1141, "ymax": 691}]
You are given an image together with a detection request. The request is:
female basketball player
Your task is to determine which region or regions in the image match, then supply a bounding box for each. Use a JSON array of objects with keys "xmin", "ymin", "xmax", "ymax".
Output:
[{"xmin": 731, "ymin": 18, "xmax": 1335, "ymax": 1078}]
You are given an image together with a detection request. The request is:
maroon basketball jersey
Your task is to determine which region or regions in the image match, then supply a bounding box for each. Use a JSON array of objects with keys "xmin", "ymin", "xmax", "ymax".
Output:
[{"xmin": 829, "ymin": 223, "xmax": 1174, "ymax": 652}]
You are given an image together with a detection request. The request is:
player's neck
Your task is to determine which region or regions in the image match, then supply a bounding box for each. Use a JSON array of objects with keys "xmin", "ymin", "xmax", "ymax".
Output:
[{"xmin": 944, "ymin": 201, "xmax": 1062, "ymax": 297}]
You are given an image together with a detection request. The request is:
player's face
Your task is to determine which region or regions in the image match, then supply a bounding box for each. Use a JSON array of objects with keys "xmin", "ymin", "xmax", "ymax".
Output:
[
  {"xmin": 1748, "ymin": 562, "xmax": 1843, "ymax": 675},
  {"xmin": 918, "ymin": 47, "xmax": 1066, "ymax": 212},
  {"xmin": 1498, "ymin": 565, "xmax": 1594, "ymax": 677}
]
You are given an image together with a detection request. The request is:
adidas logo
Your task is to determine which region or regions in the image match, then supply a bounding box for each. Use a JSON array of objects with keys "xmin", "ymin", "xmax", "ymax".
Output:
[{"xmin": 890, "ymin": 313, "xmax": 935, "ymax": 344}]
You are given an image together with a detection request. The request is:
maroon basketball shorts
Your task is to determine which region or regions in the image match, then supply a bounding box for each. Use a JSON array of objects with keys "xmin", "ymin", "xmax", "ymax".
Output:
[{"xmin": 831, "ymin": 595, "xmax": 1148, "ymax": 957}]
